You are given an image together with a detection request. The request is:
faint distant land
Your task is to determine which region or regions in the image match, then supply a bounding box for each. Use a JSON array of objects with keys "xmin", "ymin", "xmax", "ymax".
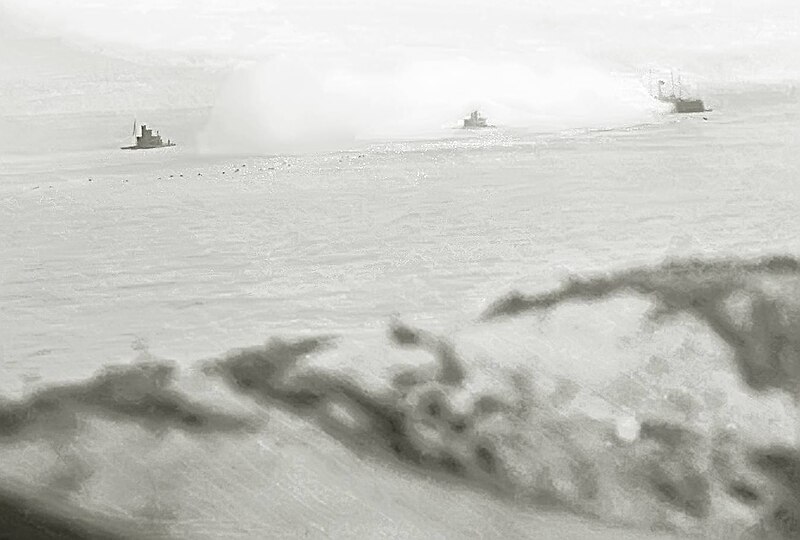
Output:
[
  {"xmin": 121, "ymin": 120, "xmax": 176, "ymax": 150},
  {"xmin": 651, "ymin": 71, "xmax": 710, "ymax": 114},
  {"xmin": 462, "ymin": 110, "xmax": 494, "ymax": 129}
]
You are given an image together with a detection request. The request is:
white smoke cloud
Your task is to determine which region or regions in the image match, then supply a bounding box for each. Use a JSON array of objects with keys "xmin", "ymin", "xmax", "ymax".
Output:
[{"xmin": 198, "ymin": 53, "xmax": 661, "ymax": 155}]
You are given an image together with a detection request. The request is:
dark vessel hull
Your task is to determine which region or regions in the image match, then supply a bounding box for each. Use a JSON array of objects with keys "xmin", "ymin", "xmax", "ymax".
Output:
[
  {"xmin": 673, "ymin": 99, "xmax": 707, "ymax": 113},
  {"xmin": 658, "ymin": 97, "xmax": 709, "ymax": 114},
  {"xmin": 120, "ymin": 143, "xmax": 176, "ymax": 150}
]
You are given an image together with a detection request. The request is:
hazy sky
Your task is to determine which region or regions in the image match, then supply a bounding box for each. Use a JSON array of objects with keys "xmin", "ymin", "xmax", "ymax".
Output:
[{"xmin": 3, "ymin": 0, "xmax": 799, "ymax": 80}]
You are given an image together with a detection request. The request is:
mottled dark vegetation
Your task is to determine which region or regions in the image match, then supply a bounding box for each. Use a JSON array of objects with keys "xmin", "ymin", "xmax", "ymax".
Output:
[
  {"xmin": 208, "ymin": 334, "xmax": 431, "ymax": 466},
  {"xmin": 0, "ymin": 361, "xmax": 254, "ymax": 441},
  {"xmin": 482, "ymin": 254, "xmax": 800, "ymax": 320},
  {"xmin": 7, "ymin": 255, "xmax": 800, "ymax": 537},
  {"xmin": 633, "ymin": 421, "xmax": 711, "ymax": 517},
  {"xmin": 752, "ymin": 447, "xmax": 800, "ymax": 494},
  {"xmin": 0, "ymin": 486, "xmax": 136, "ymax": 539},
  {"xmin": 728, "ymin": 481, "xmax": 761, "ymax": 505},
  {"xmin": 388, "ymin": 320, "xmax": 466, "ymax": 386},
  {"xmin": 649, "ymin": 473, "xmax": 710, "ymax": 518},
  {"xmin": 638, "ymin": 420, "xmax": 697, "ymax": 448},
  {"xmin": 0, "ymin": 362, "xmax": 255, "ymax": 538},
  {"xmin": 481, "ymin": 254, "xmax": 800, "ymax": 397},
  {"xmin": 747, "ymin": 447, "xmax": 800, "ymax": 538},
  {"xmin": 204, "ymin": 318, "xmax": 800, "ymax": 537},
  {"xmin": 206, "ymin": 328, "xmax": 517, "ymax": 497},
  {"xmin": 474, "ymin": 444, "xmax": 496, "ymax": 474}
]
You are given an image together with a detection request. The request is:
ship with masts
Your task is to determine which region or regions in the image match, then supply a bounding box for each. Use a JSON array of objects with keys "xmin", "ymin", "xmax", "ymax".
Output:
[
  {"xmin": 121, "ymin": 120, "xmax": 176, "ymax": 150},
  {"xmin": 650, "ymin": 71, "xmax": 710, "ymax": 114}
]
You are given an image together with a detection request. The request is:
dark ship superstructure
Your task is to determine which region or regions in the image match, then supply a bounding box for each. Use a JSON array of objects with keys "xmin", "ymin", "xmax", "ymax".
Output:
[
  {"xmin": 653, "ymin": 72, "xmax": 710, "ymax": 114},
  {"xmin": 462, "ymin": 110, "xmax": 491, "ymax": 129},
  {"xmin": 121, "ymin": 121, "xmax": 176, "ymax": 150}
]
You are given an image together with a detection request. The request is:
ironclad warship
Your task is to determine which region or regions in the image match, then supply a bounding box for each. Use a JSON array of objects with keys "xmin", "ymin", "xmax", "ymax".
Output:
[
  {"xmin": 121, "ymin": 121, "xmax": 176, "ymax": 150},
  {"xmin": 654, "ymin": 73, "xmax": 710, "ymax": 114},
  {"xmin": 462, "ymin": 110, "xmax": 493, "ymax": 129}
]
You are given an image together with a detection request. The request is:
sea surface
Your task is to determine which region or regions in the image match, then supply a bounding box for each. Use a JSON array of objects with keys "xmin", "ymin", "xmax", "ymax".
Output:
[{"xmin": 2, "ymin": 87, "xmax": 800, "ymax": 538}]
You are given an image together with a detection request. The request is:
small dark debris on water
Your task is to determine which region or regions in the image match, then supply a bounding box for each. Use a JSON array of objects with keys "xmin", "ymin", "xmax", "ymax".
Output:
[
  {"xmin": 88, "ymin": 178, "xmax": 92, "ymax": 182},
  {"xmin": 222, "ymin": 171, "xmax": 225, "ymax": 174},
  {"xmin": 198, "ymin": 173, "xmax": 202, "ymax": 176},
  {"xmin": 179, "ymin": 174, "xmax": 183, "ymax": 177},
  {"xmin": 169, "ymin": 175, "xmax": 174, "ymax": 178},
  {"xmin": 702, "ymin": 117, "xmax": 708, "ymax": 121}
]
